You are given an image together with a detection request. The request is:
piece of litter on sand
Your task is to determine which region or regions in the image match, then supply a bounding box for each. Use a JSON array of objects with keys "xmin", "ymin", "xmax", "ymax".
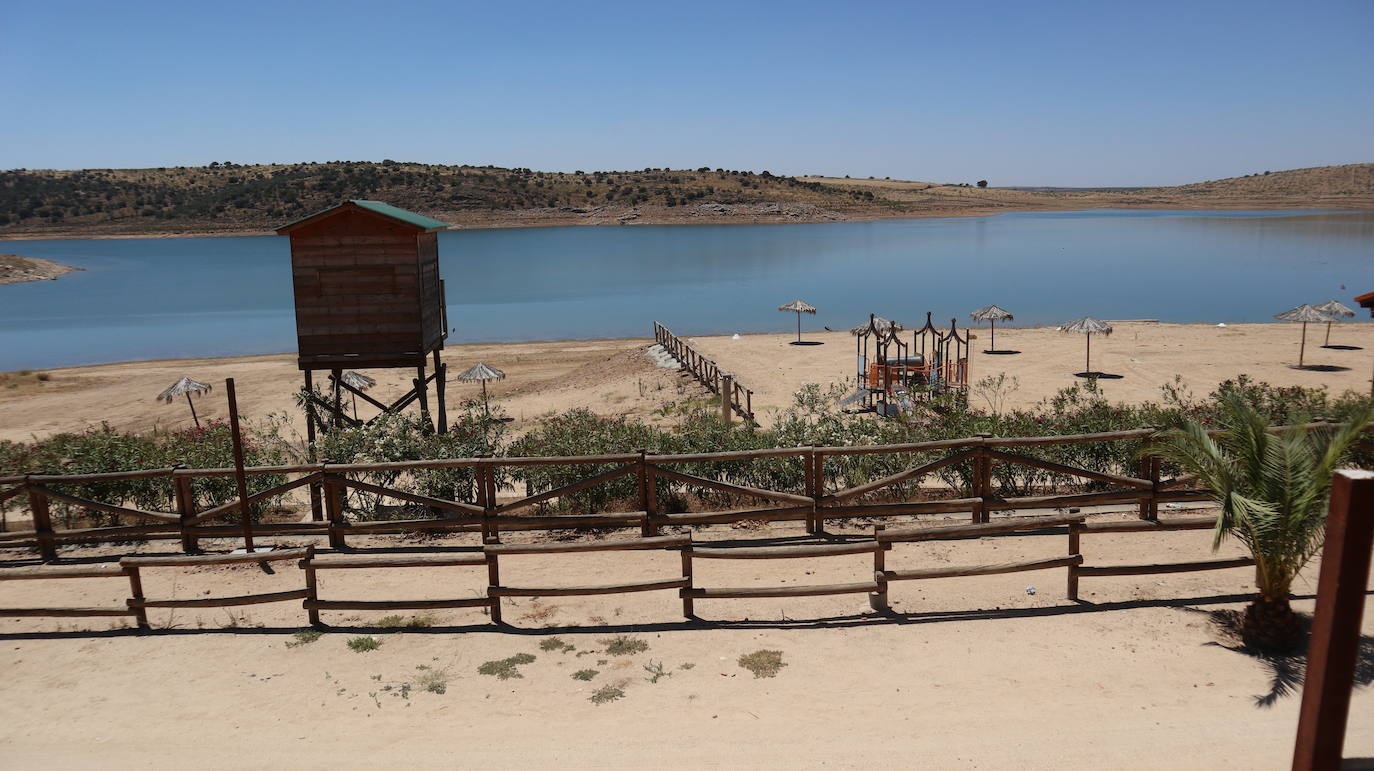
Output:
[
  {"xmin": 732, "ymin": 333, "xmax": 740, "ymax": 340},
  {"xmin": 1217, "ymin": 323, "xmax": 1227, "ymax": 327},
  {"xmin": 1025, "ymin": 586, "xmax": 1037, "ymax": 596}
]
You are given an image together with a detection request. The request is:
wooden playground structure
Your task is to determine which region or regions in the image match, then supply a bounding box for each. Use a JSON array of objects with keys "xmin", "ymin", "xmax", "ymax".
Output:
[{"xmin": 852, "ymin": 312, "xmax": 970, "ymax": 415}]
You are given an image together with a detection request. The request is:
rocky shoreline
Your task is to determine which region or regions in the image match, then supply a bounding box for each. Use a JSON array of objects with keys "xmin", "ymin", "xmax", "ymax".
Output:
[{"xmin": 0, "ymin": 254, "xmax": 81, "ymax": 285}]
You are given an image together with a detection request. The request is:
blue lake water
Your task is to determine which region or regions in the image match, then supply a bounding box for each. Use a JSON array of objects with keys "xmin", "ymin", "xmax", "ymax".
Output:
[{"xmin": 1, "ymin": 209, "xmax": 1372, "ymax": 372}]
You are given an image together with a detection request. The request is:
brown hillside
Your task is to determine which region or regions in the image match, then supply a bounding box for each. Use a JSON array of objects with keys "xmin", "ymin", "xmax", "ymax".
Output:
[{"xmin": 1, "ymin": 162, "xmax": 1370, "ymax": 239}]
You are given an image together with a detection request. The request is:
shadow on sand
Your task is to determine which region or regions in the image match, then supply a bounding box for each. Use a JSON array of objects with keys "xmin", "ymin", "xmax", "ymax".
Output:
[
  {"xmin": 1320, "ymin": 344, "xmax": 1363, "ymax": 351},
  {"xmin": 1291, "ymin": 364, "xmax": 1352, "ymax": 373},
  {"xmin": 789, "ymin": 341, "xmax": 825, "ymax": 346},
  {"xmin": 983, "ymin": 349, "xmax": 1021, "ymax": 355},
  {"xmin": 1188, "ymin": 607, "xmax": 1374, "ymax": 708},
  {"xmin": 1074, "ymin": 371, "xmax": 1124, "ymax": 379}
]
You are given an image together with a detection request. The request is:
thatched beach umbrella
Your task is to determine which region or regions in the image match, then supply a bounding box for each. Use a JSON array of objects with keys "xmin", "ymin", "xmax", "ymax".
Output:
[
  {"xmin": 1060, "ymin": 317, "xmax": 1113, "ymax": 376},
  {"xmin": 778, "ymin": 299, "xmax": 817, "ymax": 344},
  {"xmin": 158, "ymin": 376, "xmax": 212, "ymax": 428},
  {"xmin": 457, "ymin": 362, "xmax": 506, "ymax": 417},
  {"xmin": 970, "ymin": 305, "xmax": 1014, "ymax": 353},
  {"xmin": 340, "ymin": 371, "xmax": 376, "ymax": 419},
  {"xmin": 1274, "ymin": 304, "xmax": 1336, "ymax": 368},
  {"xmin": 850, "ymin": 316, "xmax": 903, "ymax": 336},
  {"xmin": 1315, "ymin": 299, "xmax": 1356, "ymax": 347}
]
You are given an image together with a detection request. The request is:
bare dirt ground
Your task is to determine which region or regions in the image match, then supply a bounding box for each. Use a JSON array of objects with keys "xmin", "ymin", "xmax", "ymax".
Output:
[
  {"xmin": 0, "ymin": 517, "xmax": 1370, "ymax": 768},
  {"xmin": 3, "ymin": 322, "xmax": 1371, "ymax": 444}
]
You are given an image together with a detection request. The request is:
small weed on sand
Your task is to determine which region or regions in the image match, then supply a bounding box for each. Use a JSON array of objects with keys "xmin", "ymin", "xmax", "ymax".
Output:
[
  {"xmin": 738, "ymin": 650, "xmax": 786, "ymax": 678},
  {"xmin": 540, "ymin": 637, "xmax": 574, "ymax": 652},
  {"xmin": 415, "ymin": 668, "xmax": 449, "ymax": 694},
  {"xmin": 377, "ymin": 614, "xmax": 436, "ymax": 629},
  {"xmin": 679, "ymin": 662, "xmax": 695, "ymax": 670},
  {"xmin": 519, "ymin": 600, "xmax": 561, "ymax": 623},
  {"xmin": 478, "ymin": 653, "xmax": 537, "ymax": 680},
  {"xmin": 286, "ymin": 629, "xmax": 322, "ymax": 648},
  {"xmin": 602, "ymin": 635, "xmax": 649, "ymax": 656},
  {"xmin": 572, "ymin": 669, "xmax": 599, "ymax": 681},
  {"xmin": 347, "ymin": 636, "xmax": 382, "ymax": 653},
  {"xmin": 643, "ymin": 660, "xmax": 671, "ymax": 683},
  {"xmin": 590, "ymin": 684, "xmax": 626, "ymax": 705}
]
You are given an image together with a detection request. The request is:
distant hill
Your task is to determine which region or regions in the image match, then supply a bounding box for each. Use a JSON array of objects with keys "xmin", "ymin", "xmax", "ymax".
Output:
[{"xmin": 1, "ymin": 161, "xmax": 1370, "ymax": 238}]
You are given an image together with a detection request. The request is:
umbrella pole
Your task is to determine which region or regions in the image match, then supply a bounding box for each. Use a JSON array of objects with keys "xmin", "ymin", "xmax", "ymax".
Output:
[
  {"xmin": 1085, "ymin": 333, "xmax": 1092, "ymax": 375},
  {"xmin": 482, "ymin": 380, "xmax": 490, "ymax": 421},
  {"xmin": 1300, "ymin": 322, "xmax": 1307, "ymax": 368},
  {"xmin": 186, "ymin": 393, "xmax": 200, "ymax": 428},
  {"xmin": 796, "ymin": 312, "xmax": 802, "ymax": 343},
  {"xmin": 1324, "ymin": 321, "xmax": 1331, "ymax": 347},
  {"xmin": 990, "ymin": 320, "xmax": 996, "ymax": 352}
]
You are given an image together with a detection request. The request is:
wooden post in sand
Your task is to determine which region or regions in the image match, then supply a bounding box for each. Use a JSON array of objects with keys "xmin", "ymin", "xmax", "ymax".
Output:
[
  {"xmin": 225, "ymin": 378, "xmax": 254, "ymax": 553},
  {"xmin": 27, "ymin": 478, "xmax": 56, "ymax": 562},
  {"xmin": 869, "ymin": 525, "xmax": 889, "ymax": 611},
  {"xmin": 720, "ymin": 373, "xmax": 734, "ymax": 423},
  {"xmin": 1066, "ymin": 523, "xmax": 1082, "ymax": 601},
  {"xmin": 1292, "ymin": 470, "xmax": 1374, "ymax": 770},
  {"xmin": 172, "ymin": 466, "xmax": 199, "ymax": 554}
]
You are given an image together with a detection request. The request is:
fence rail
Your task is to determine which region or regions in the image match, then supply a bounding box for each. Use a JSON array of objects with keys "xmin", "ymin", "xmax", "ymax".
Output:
[
  {"xmin": 0, "ymin": 514, "xmax": 1262, "ymax": 631},
  {"xmin": 654, "ymin": 321, "xmax": 755, "ymax": 423},
  {"xmin": 1, "ymin": 421, "xmax": 1366, "ymax": 562}
]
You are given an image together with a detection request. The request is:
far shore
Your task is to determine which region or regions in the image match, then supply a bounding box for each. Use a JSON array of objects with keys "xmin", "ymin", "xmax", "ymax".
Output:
[{"xmin": 3, "ymin": 201, "xmax": 1371, "ymax": 242}]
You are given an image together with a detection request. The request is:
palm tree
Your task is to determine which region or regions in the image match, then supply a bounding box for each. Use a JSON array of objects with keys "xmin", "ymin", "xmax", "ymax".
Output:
[{"xmin": 1151, "ymin": 390, "xmax": 1373, "ymax": 651}]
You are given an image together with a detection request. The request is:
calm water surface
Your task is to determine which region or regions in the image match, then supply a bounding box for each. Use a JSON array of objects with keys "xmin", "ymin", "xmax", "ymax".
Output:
[{"xmin": 1, "ymin": 209, "xmax": 1371, "ymax": 371}]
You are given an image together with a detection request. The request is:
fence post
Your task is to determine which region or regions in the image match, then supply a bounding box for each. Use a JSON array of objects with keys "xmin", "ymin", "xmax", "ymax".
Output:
[
  {"xmin": 302, "ymin": 545, "xmax": 321, "ymax": 627},
  {"xmin": 681, "ymin": 536, "xmax": 695, "ymax": 619},
  {"xmin": 973, "ymin": 433, "xmax": 993, "ymax": 524},
  {"xmin": 125, "ymin": 565, "xmax": 149, "ymax": 631},
  {"xmin": 485, "ymin": 552, "xmax": 503, "ymax": 624},
  {"xmin": 479, "ymin": 457, "xmax": 499, "ymax": 544},
  {"xmin": 1067, "ymin": 522, "xmax": 1081, "ymax": 601},
  {"xmin": 323, "ymin": 465, "xmax": 346, "ymax": 549},
  {"xmin": 1139, "ymin": 427, "xmax": 1159, "ymax": 521},
  {"xmin": 26, "ymin": 477, "xmax": 57, "ymax": 562},
  {"xmin": 720, "ymin": 373, "xmax": 734, "ymax": 423},
  {"xmin": 1292, "ymin": 469, "xmax": 1374, "ymax": 771},
  {"xmin": 807, "ymin": 448, "xmax": 818, "ymax": 533},
  {"xmin": 639, "ymin": 450, "xmax": 659, "ymax": 537},
  {"xmin": 172, "ymin": 466, "xmax": 199, "ymax": 554},
  {"xmin": 870, "ymin": 525, "xmax": 889, "ymax": 611},
  {"xmin": 803, "ymin": 447, "xmax": 816, "ymax": 533}
]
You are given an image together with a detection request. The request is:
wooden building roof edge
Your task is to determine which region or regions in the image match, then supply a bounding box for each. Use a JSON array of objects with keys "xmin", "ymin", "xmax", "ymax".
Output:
[{"xmin": 274, "ymin": 200, "xmax": 452, "ymax": 234}]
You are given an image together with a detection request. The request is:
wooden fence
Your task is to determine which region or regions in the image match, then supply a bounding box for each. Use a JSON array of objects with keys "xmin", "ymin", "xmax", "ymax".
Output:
[
  {"xmin": 653, "ymin": 321, "xmax": 755, "ymax": 423},
  {"xmin": 0, "ymin": 514, "xmax": 1260, "ymax": 630},
  {"xmin": 3, "ymin": 421, "xmax": 1365, "ymax": 563}
]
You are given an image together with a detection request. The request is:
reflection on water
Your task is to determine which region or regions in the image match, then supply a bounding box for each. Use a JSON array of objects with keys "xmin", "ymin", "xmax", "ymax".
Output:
[{"xmin": 1, "ymin": 209, "xmax": 1371, "ymax": 371}]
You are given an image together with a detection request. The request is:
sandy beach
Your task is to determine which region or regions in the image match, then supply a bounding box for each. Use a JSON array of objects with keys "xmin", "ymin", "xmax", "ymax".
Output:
[
  {"xmin": 2, "ymin": 321, "xmax": 1370, "ymax": 443},
  {"xmin": 0, "ymin": 520, "xmax": 1370, "ymax": 768},
  {"xmin": 3, "ymin": 322, "xmax": 1372, "ymax": 768}
]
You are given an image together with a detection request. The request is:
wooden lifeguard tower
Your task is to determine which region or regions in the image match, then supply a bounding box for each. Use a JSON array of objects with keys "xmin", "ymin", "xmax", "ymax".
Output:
[{"xmin": 276, "ymin": 200, "xmax": 451, "ymax": 437}]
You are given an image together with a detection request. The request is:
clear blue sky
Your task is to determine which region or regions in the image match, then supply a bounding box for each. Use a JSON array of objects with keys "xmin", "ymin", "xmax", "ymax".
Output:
[{"xmin": 2, "ymin": 0, "xmax": 1371, "ymax": 186}]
